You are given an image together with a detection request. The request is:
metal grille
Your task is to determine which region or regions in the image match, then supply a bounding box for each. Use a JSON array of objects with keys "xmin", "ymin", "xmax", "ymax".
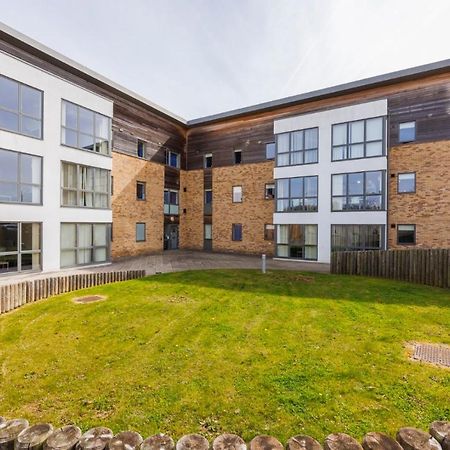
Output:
[{"xmin": 412, "ymin": 343, "xmax": 450, "ymax": 368}]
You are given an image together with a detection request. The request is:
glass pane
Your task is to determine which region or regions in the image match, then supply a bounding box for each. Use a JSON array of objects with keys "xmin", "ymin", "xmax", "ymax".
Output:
[
  {"xmin": 79, "ymin": 133, "xmax": 95, "ymax": 151},
  {"xmin": 21, "ymin": 154, "xmax": 41, "ymax": 184},
  {"xmin": 0, "ymin": 254, "xmax": 18, "ymax": 273},
  {"xmin": 277, "ymin": 153, "xmax": 289, "ymax": 166},
  {"xmin": 205, "ymin": 190, "xmax": 212, "ymax": 204},
  {"xmin": 366, "ymin": 226, "xmax": 381, "ymax": 249},
  {"xmin": 399, "ymin": 122, "xmax": 415, "ymax": 142},
  {"xmin": 348, "ymin": 173, "xmax": 364, "ymax": 195},
  {"xmin": 347, "ymin": 196, "xmax": 365, "ymax": 210},
  {"xmin": 277, "ymin": 133, "xmax": 290, "ymax": 153},
  {"xmin": 0, "ymin": 110, "xmax": 19, "ymax": 132},
  {"xmin": 350, "ymin": 121, "xmax": 364, "ymax": 143},
  {"xmin": 170, "ymin": 152, "xmax": 179, "ymax": 168},
  {"xmin": 366, "ymin": 171, "xmax": 382, "ymax": 195},
  {"xmin": 95, "ymin": 169, "xmax": 109, "ymax": 192},
  {"xmin": 78, "ymin": 224, "xmax": 92, "ymax": 247},
  {"xmin": 366, "ymin": 117, "xmax": 383, "ymax": 141},
  {"xmin": 61, "ymin": 249, "xmax": 76, "ymax": 267},
  {"xmin": 304, "ymin": 128, "xmax": 318, "ymax": 149},
  {"xmin": 332, "ymin": 196, "xmax": 345, "ymax": 211},
  {"xmin": 290, "ymin": 177, "xmax": 303, "ymax": 197},
  {"xmin": 289, "ymin": 225, "xmax": 303, "ymax": 245},
  {"xmin": 277, "ymin": 245, "xmax": 288, "ymax": 257},
  {"xmin": 304, "ymin": 245, "xmax": 317, "ymax": 260},
  {"xmin": 332, "ymin": 123, "xmax": 347, "ymax": 146},
  {"xmin": 204, "ymin": 224, "xmax": 212, "ymax": 240},
  {"xmin": 277, "ymin": 199, "xmax": 289, "ymax": 212},
  {"xmin": 80, "ymin": 192, "xmax": 93, "ymax": 207},
  {"xmin": 276, "ymin": 225, "xmax": 289, "ymax": 244},
  {"xmin": 290, "ymin": 198, "xmax": 303, "ymax": 211},
  {"xmin": 0, "ymin": 76, "xmax": 19, "ymax": 111},
  {"xmin": 366, "ymin": 141, "xmax": 383, "ymax": 157},
  {"xmin": 0, "ymin": 149, "xmax": 18, "ymax": 182},
  {"xmin": 398, "ymin": 226, "xmax": 415, "ymax": 244},
  {"xmin": 136, "ymin": 223, "xmax": 145, "ymax": 241},
  {"xmin": 95, "ymin": 193, "xmax": 109, "ymax": 208},
  {"xmin": 164, "ymin": 204, "xmax": 170, "ymax": 214},
  {"xmin": 0, "ymin": 182, "xmax": 18, "ymax": 202},
  {"xmin": 276, "ymin": 179, "xmax": 289, "ymax": 198},
  {"xmin": 398, "ymin": 173, "xmax": 415, "ymax": 193},
  {"xmin": 332, "ymin": 174, "xmax": 345, "ymax": 195},
  {"xmin": 21, "ymin": 252, "xmax": 41, "ymax": 271},
  {"xmin": 21, "ymin": 117, "xmax": 41, "ymax": 138},
  {"xmin": 291, "ymin": 131, "xmax": 303, "ymax": 151},
  {"xmin": 79, "ymin": 107, "xmax": 94, "ymax": 135},
  {"xmin": 290, "ymin": 151, "xmax": 303, "ymax": 165},
  {"xmin": 365, "ymin": 195, "xmax": 382, "ymax": 210},
  {"xmin": 233, "ymin": 186, "xmax": 242, "ymax": 202},
  {"xmin": 94, "ymin": 247, "xmax": 107, "ymax": 262},
  {"xmin": 290, "ymin": 246, "xmax": 304, "ymax": 258},
  {"xmin": 21, "ymin": 85, "xmax": 42, "ymax": 118},
  {"xmin": 349, "ymin": 143, "xmax": 364, "ymax": 158},
  {"xmin": 93, "ymin": 224, "xmax": 107, "ymax": 246},
  {"xmin": 61, "ymin": 224, "xmax": 76, "ymax": 248},
  {"xmin": 78, "ymin": 249, "xmax": 92, "ymax": 265},
  {"xmin": 62, "ymin": 101, "xmax": 78, "ymax": 129},
  {"xmin": 266, "ymin": 142, "xmax": 275, "ymax": 159},
  {"xmin": 304, "ymin": 198, "xmax": 318, "ymax": 211},
  {"xmin": 20, "ymin": 185, "xmax": 41, "ymax": 203},
  {"xmin": 304, "ymin": 149, "xmax": 317, "ymax": 164},
  {"xmin": 62, "ymin": 128, "xmax": 78, "ymax": 147},
  {"xmin": 81, "ymin": 167, "xmax": 94, "ymax": 190},
  {"xmin": 95, "ymin": 139, "xmax": 109, "ymax": 155},
  {"xmin": 332, "ymin": 146, "xmax": 346, "ymax": 160},
  {"xmin": 95, "ymin": 113, "xmax": 110, "ymax": 139},
  {"xmin": 304, "ymin": 176, "xmax": 317, "ymax": 197},
  {"xmin": 62, "ymin": 190, "xmax": 77, "ymax": 206},
  {"xmin": 0, "ymin": 223, "xmax": 18, "ymax": 252}
]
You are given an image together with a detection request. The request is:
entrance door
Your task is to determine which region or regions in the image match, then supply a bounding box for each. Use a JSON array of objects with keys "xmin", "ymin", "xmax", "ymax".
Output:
[{"xmin": 165, "ymin": 224, "xmax": 179, "ymax": 250}]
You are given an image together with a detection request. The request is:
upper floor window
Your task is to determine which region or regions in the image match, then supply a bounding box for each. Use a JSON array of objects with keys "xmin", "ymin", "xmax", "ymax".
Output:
[
  {"xmin": 232, "ymin": 186, "xmax": 242, "ymax": 203},
  {"xmin": 276, "ymin": 127, "xmax": 318, "ymax": 166},
  {"xmin": 61, "ymin": 162, "xmax": 110, "ymax": 209},
  {"xmin": 398, "ymin": 172, "xmax": 415, "ymax": 193},
  {"xmin": 276, "ymin": 176, "xmax": 318, "ymax": 212},
  {"xmin": 0, "ymin": 75, "xmax": 43, "ymax": 139},
  {"xmin": 0, "ymin": 148, "xmax": 42, "ymax": 204},
  {"xmin": 137, "ymin": 140, "xmax": 146, "ymax": 158},
  {"xmin": 164, "ymin": 189, "xmax": 179, "ymax": 215},
  {"xmin": 234, "ymin": 149, "xmax": 242, "ymax": 164},
  {"xmin": 166, "ymin": 150, "xmax": 180, "ymax": 168},
  {"xmin": 136, "ymin": 182, "xmax": 146, "ymax": 200},
  {"xmin": 399, "ymin": 121, "xmax": 416, "ymax": 143},
  {"xmin": 266, "ymin": 142, "xmax": 276, "ymax": 160},
  {"xmin": 332, "ymin": 117, "xmax": 384, "ymax": 161},
  {"xmin": 204, "ymin": 189, "xmax": 212, "ymax": 215},
  {"xmin": 332, "ymin": 170, "xmax": 384, "ymax": 211},
  {"xmin": 204, "ymin": 153, "xmax": 212, "ymax": 168},
  {"xmin": 265, "ymin": 183, "xmax": 275, "ymax": 200},
  {"xmin": 61, "ymin": 100, "xmax": 111, "ymax": 155}
]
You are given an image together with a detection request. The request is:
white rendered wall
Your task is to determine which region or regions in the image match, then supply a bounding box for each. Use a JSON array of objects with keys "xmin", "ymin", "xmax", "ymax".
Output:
[
  {"xmin": 273, "ymin": 100, "xmax": 388, "ymax": 264},
  {"xmin": 0, "ymin": 51, "xmax": 113, "ymax": 272}
]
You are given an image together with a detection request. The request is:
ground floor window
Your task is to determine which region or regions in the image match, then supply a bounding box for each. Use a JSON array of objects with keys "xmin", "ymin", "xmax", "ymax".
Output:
[
  {"xmin": 232, "ymin": 223, "xmax": 242, "ymax": 241},
  {"xmin": 276, "ymin": 224, "xmax": 318, "ymax": 260},
  {"xmin": 331, "ymin": 224, "xmax": 384, "ymax": 251},
  {"xmin": 0, "ymin": 222, "xmax": 41, "ymax": 274},
  {"xmin": 61, "ymin": 223, "xmax": 110, "ymax": 268},
  {"xmin": 397, "ymin": 224, "xmax": 415, "ymax": 245},
  {"xmin": 264, "ymin": 224, "xmax": 275, "ymax": 241}
]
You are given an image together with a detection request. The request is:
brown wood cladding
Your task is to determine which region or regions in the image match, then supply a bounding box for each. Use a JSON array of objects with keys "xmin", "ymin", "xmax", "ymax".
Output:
[
  {"xmin": 388, "ymin": 82, "xmax": 450, "ymax": 145},
  {"xmin": 164, "ymin": 166, "xmax": 180, "ymax": 189}
]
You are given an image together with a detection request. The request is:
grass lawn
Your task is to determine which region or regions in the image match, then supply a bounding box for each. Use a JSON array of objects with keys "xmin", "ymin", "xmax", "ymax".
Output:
[{"xmin": 0, "ymin": 270, "xmax": 449, "ymax": 442}]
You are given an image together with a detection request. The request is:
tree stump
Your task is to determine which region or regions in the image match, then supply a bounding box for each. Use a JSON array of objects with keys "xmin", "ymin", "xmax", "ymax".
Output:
[
  {"xmin": 141, "ymin": 434, "xmax": 174, "ymax": 450},
  {"xmin": 442, "ymin": 436, "xmax": 450, "ymax": 450},
  {"xmin": 249, "ymin": 435, "xmax": 283, "ymax": 450},
  {"xmin": 176, "ymin": 434, "xmax": 209, "ymax": 450},
  {"xmin": 430, "ymin": 422, "xmax": 450, "ymax": 444},
  {"xmin": 109, "ymin": 432, "xmax": 143, "ymax": 450},
  {"xmin": 362, "ymin": 432, "xmax": 402, "ymax": 450},
  {"xmin": 77, "ymin": 427, "xmax": 113, "ymax": 450},
  {"xmin": 45, "ymin": 426, "xmax": 82, "ymax": 450},
  {"xmin": 286, "ymin": 435, "xmax": 323, "ymax": 450},
  {"xmin": 213, "ymin": 434, "xmax": 246, "ymax": 450},
  {"xmin": 0, "ymin": 420, "xmax": 4, "ymax": 426},
  {"xmin": 15, "ymin": 424, "xmax": 54, "ymax": 450},
  {"xmin": 396, "ymin": 428, "xmax": 442, "ymax": 450},
  {"xmin": 324, "ymin": 433, "xmax": 363, "ymax": 450},
  {"xmin": 0, "ymin": 419, "xmax": 29, "ymax": 450}
]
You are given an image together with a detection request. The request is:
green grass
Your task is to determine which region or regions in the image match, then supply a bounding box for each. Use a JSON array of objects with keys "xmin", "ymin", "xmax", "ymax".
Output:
[{"xmin": 0, "ymin": 270, "xmax": 449, "ymax": 442}]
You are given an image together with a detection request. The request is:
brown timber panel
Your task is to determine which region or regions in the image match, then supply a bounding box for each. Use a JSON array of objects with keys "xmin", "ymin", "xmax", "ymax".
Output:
[
  {"xmin": 331, "ymin": 249, "xmax": 449, "ymax": 288},
  {"xmin": 164, "ymin": 166, "xmax": 181, "ymax": 190}
]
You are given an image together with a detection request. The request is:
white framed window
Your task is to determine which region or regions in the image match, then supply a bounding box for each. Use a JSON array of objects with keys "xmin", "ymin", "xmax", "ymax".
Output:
[
  {"xmin": 136, "ymin": 223, "xmax": 146, "ymax": 242},
  {"xmin": 399, "ymin": 121, "xmax": 416, "ymax": 143},
  {"xmin": 204, "ymin": 153, "xmax": 212, "ymax": 168},
  {"xmin": 232, "ymin": 186, "xmax": 242, "ymax": 203},
  {"xmin": 166, "ymin": 150, "xmax": 180, "ymax": 168},
  {"xmin": 398, "ymin": 173, "xmax": 415, "ymax": 193}
]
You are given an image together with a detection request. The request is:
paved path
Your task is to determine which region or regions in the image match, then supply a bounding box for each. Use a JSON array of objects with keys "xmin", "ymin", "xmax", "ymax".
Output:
[{"xmin": 0, "ymin": 250, "xmax": 329, "ymax": 286}]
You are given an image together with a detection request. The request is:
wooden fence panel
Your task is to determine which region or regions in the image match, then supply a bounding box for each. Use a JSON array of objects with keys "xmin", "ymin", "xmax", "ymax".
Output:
[{"xmin": 331, "ymin": 249, "xmax": 450, "ymax": 288}]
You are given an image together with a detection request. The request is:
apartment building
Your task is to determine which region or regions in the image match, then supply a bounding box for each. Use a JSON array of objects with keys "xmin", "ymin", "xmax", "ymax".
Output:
[{"xmin": 0, "ymin": 22, "xmax": 449, "ymax": 274}]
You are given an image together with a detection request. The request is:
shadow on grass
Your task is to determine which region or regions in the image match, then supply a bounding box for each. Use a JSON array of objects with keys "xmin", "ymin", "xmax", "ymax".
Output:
[{"xmin": 132, "ymin": 269, "xmax": 450, "ymax": 308}]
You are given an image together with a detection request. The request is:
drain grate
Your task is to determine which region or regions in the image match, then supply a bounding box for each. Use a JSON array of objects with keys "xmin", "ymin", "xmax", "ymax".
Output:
[
  {"xmin": 73, "ymin": 295, "xmax": 106, "ymax": 304},
  {"xmin": 411, "ymin": 343, "xmax": 450, "ymax": 368}
]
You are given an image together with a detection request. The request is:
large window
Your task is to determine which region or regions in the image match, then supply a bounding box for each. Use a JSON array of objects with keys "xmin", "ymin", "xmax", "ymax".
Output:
[
  {"xmin": 60, "ymin": 223, "xmax": 110, "ymax": 268},
  {"xmin": 276, "ymin": 224, "xmax": 318, "ymax": 260},
  {"xmin": 276, "ymin": 127, "xmax": 318, "ymax": 166},
  {"xmin": 331, "ymin": 225, "xmax": 384, "ymax": 251},
  {"xmin": 0, "ymin": 75, "xmax": 42, "ymax": 138},
  {"xmin": 61, "ymin": 100, "xmax": 111, "ymax": 155},
  {"xmin": 332, "ymin": 117, "xmax": 384, "ymax": 160},
  {"xmin": 276, "ymin": 176, "xmax": 318, "ymax": 212},
  {"xmin": 0, "ymin": 149, "xmax": 42, "ymax": 204},
  {"xmin": 166, "ymin": 150, "xmax": 180, "ymax": 168},
  {"xmin": 164, "ymin": 189, "xmax": 179, "ymax": 215},
  {"xmin": 332, "ymin": 170, "xmax": 384, "ymax": 211},
  {"xmin": 398, "ymin": 173, "xmax": 415, "ymax": 193},
  {"xmin": 0, "ymin": 222, "xmax": 41, "ymax": 273},
  {"xmin": 61, "ymin": 162, "xmax": 110, "ymax": 209}
]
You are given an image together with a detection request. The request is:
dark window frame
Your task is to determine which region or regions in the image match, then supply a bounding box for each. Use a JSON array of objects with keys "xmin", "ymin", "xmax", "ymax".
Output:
[
  {"xmin": 276, "ymin": 127, "xmax": 319, "ymax": 167},
  {"xmin": 276, "ymin": 224, "xmax": 318, "ymax": 261},
  {"xmin": 397, "ymin": 224, "xmax": 416, "ymax": 245},
  {"xmin": 276, "ymin": 176, "xmax": 318, "ymax": 213},
  {"xmin": 265, "ymin": 182, "xmax": 275, "ymax": 200},
  {"xmin": 232, "ymin": 223, "xmax": 242, "ymax": 241},
  {"xmin": 204, "ymin": 189, "xmax": 212, "ymax": 215},
  {"xmin": 264, "ymin": 224, "xmax": 275, "ymax": 241},
  {"xmin": 204, "ymin": 153, "xmax": 213, "ymax": 168},
  {"xmin": 397, "ymin": 172, "xmax": 416, "ymax": 194},
  {"xmin": 265, "ymin": 142, "xmax": 276, "ymax": 160},
  {"xmin": 398, "ymin": 121, "xmax": 416, "ymax": 143},
  {"xmin": 164, "ymin": 188, "xmax": 179, "ymax": 215},
  {"xmin": 136, "ymin": 181, "xmax": 146, "ymax": 201},
  {"xmin": 137, "ymin": 140, "xmax": 146, "ymax": 158},
  {"xmin": 165, "ymin": 149, "xmax": 180, "ymax": 168},
  {"xmin": 233, "ymin": 149, "xmax": 242, "ymax": 165},
  {"xmin": 331, "ymin": 116, "xmax": 385, "ymax": 161},
  {"xmin": 331, "ymin": 224, "xmax": 386, "ymax": 252}
]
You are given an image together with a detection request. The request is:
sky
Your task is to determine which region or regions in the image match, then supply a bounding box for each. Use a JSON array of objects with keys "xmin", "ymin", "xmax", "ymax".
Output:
[{"xmin": 0, "ymin": 0, "xmax": 449, "ymax": 120}]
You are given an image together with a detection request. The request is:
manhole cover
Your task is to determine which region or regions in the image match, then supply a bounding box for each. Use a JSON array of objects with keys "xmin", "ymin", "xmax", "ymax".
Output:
[
  {"xmin": 410, "ymin": 342, "xmax": 450, "ymax": 368},
  {"xmin": 73, "ymin": 295, "xmax": 106, "ymax": 304}
]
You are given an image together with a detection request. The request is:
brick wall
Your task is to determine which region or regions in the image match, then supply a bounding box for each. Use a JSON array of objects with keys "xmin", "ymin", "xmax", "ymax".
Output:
[
  {"xmin": 388, "ymin": 140, "xmax": 450, "ymax": 248},
  {"xmin": 212, "ymin": 161, "xmax": 275, "ymax": 255},
  {"xmin": 179, "ymin": 170, "xmax": 204, "ymax": 250},
  {"xmin": 112, "ymin": 152, "xmax": 164, "ymax": 258}
]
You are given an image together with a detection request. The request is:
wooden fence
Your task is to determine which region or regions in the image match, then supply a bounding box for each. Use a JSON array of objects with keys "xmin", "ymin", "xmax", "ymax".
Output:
[
  {"xmin": 0, "ymin": 270, "xmax": 146, "ymax": 315},
  {"xmin": 331, "ymin": 248, "xmax": 450, "ymax": 288}
]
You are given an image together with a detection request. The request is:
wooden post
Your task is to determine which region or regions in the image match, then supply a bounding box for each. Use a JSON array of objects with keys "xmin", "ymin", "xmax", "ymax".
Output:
[
  {"xmin": 213, "ymin": 434, "xmax": 247, "ymax": 450},
  {"xmin": 286, "ymin": 435, "xmax": 322, "ymax": 450},
  {"xmin": 0, "ymin": 419, "xmax": 29, "ymax": 450},
  {"xmin": 141, "ymin": 435, "xmax": 174, "ymax": 450},
  {"xmin": 323, "ymin": 433, "xmax": 363, "ymax": 450},
  {"xmin": 362, "ymin": 432, "xmax": 401, "ymax": 450},
  {"xmin": 176, "ymin": 435, "xmax": 209, "ymax": 450},
  {"xmin": 78, "ymin": 427, "xmax": 113, "ymax": 450},
  {"xmin": 396, "ymin": 427, "xmax": 441, "ymax": 450},
  {"xmin": 249, "ymin": 436, "xmax": 283, "ymax": 450},
  {"xmin": 429, "ymin": 421, "xmax": 450, "ymax": 446},
  {"xmin": 109, "ymin": 432, "xmax": 143, "ymax": 450},
  {"xmin": 44, "ymin": 425, "xmax": 81, "ymax": 450},
  {"xmin": 16, "ymin": 424, "xmax": 53, "ymax": 450}
]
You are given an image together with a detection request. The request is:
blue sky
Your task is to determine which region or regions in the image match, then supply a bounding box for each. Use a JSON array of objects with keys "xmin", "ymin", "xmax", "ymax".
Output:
[{"xmin": 1, "ymin": 0, "xmax": 449, "ymax": 119}]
